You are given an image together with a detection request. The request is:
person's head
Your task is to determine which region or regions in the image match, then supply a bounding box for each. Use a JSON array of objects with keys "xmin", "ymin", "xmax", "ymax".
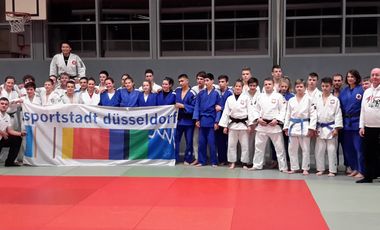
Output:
[
  {"xmin": 234, "ymin": 79, "xmax": 244, "ymax": 95},
  {"xmin": 307, "ymin": 72, "xmax": 319, "ymax": 90},
  {"xmin": 370, "ymin": 68, "xmax": 380, "ymax": 88},
  {"xmin": 279, "ymin": 77, "xmax": 291, "ymax": 94},
  {"xmin": 142, "ymin": 80, "xmax": 152, "ymax": 93},
  {"xmin": 162, "ymin": 77, "xmax": 174, "ymax": 92},
  {"xmin": 0, "ymin": 97, "xmax": 9, "ymax": 113},
  {"xmin": 205, "ymin": 73, "xmax": 214, "ymax": 89},
  {"xmin": 195, "ymin": 71, "xmax": 206, "ymax": 87},
  {"xmin": 66, "ymin": 80, "xmax": 76, "ymax": 95},
  {"xmin": 24, "ymin": 82, "xmax": 36, "ymax": 97},
  {"xmin": 294, "ymin": 79, "xmax": 306, "ymax": 95},
  {"xmin": 248, "ymin": 77, "xmax": 259, "ymax": 93},
  {"xmin": 218, "ymin": 75, "xmax": 229, "ymax": 90},
  {"xmin": 22, "ymin": 74, "xmax": 35, "ymax": 84},
  {"xmin": 145, "ymin": 69, "xmax": 154, "ymax": 82},
  {"xmin": 44, "ymin": 79, "xmax": 54, "ymax": 93},
  {"xmin": 121, "ymin": 73, "xmax": 130, "ymax": 87},
  {"xmin": 99, "ymin": 70, "xmax": 109, "ymax": 84},
  {"xmin": 272, "ymin": 65, "xmax": 282, "ymax": 80},
  {"xmin": 178, "ymin": 74, "xmax": 189, "ymax": 88},
  {"xmin": 124, "ymin": 76, "xmax": 135, "ymax": 91},
  {"xmin": 87, "ymin": 78, "xmax": 96, "ymax": 92},
  {"xmin": 321, "ymin": 77, "xmax": 333, "ymax": 95},
  {"xmin": 60, "ymin": 41, "xmax": 72, "ymax": 56},
  {"xmin": 263, "ymin": 77, "xmax": 274, "ymax": 93},
  {"xmin": 346, "ymin": 69, "xmax": 361, "ymax": 87},
  {"xmin": 59, "ymin": 72, "xmax": 70, "ymax": 87},
  {"xmin": 332, "ymin": 73, "xmax": 343, "ymax": 90},
  {"xmin": 105, "ymin": 77, "xmax": 115, "ymax": 91},
  {"xmin": 79, "ymin": 77, "xmax": 88, "ymax": 90},
  {"xmin": 362, "ymin": 76, "xmax": 371, "ymax": 91},
  {"xmin": 4, "ymin": 76, "xmax": 15, "ymax": 91},
  {"xmin": 241, "ymin": 67, "xmax": 252, "ymax": 83},
  {"xmin": 49, "ymin": 75, "xmax": 58, "ymax": 85}
]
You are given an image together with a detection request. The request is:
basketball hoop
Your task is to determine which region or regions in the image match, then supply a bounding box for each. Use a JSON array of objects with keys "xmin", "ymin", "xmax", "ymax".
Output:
[{"xmin": 6, "ymin": 12, "xmax": 31, "ymax": 33}]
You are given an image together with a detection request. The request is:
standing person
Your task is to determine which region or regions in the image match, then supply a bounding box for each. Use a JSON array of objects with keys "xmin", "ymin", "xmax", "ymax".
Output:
[
  {"xmin": 157, "ymin": 77, "xmax": 176, "ymax": 105},
  {"xmin": 219, "ymin": 79, "xmax": 253, "ymax": 169},
  {"xmin": 358, "ymin": 68, "xmax": 380, "ymax": 183},
  {"xmin": 315, "ymin": 77, "xmax": 343, "ymax": 176},
  {"xmin": 306, "ymin": 72, "xmax": 322, "ymax": 102},
  {"xmin": 18, "ymin": 74, "xmax": 36, "ymax": 97},
  {"xmin": 339, "ymin": 69, "xmax": 365, "ymax": 178},
  {"xmin": 40, "ymin": 79, "xmax": 62, "ymax": 106},
  {"xmin": 175, "ymin": 74, "xmax": 197, "ymax": 164},
  {"xmin": 97, "ymin": 70, "xmax": 109, "ymax": 92},
  {"xmin": 55, "ymin": 72, "xmax": 70, "ymax": 96},
  {"xmin": 20, "ymin": 82, "xmax": 41, "ymax": 105},
  {"xmin": 284, "ymin": 79, "xmax": 317, "ymax": 175},
  {"xmin": 138, "ymin": 69, "xmax": 162, "ymax": 93},
  {"xmin": 0, "ymin": 76, "xmax": 21, "ymax": 130},
  {"xmin": 332, "ymin": 73, "xmax": 344, "ymax": 97},
  {"xmin": 362, "ymin": 76, "xmax": 371, "ymax": 91},
  {"xmin": 76, "ymin": 77, "xmax": 88, "ymax": 93},
  {"xmin": 79, "ymin": 78, "xmax": 100, "ymax": 105},
  {"xmin": 279, "ymin": 77, "xmax": 294, "ymax": 161},
  {"xmin": 61, "ymin": 81, "xmax": 80, "ymax": 104},
  {"xmin": 49, "ymin": 41, "xmax": 86, "ymax": 78},
  {"xmin": 119, "ymin": 76, "xmax": 139, "ymax": 107},
  {"xmin": 193, "ymin": 74, "xmax": 221, "ymax": 167},
  {"xmin": 215, "ymin": 75, "xmax": 233, "ymax": 165},
  {"xmin": 117, "ymin": 74, "xmax": 129, "ymax": 90},
  {"xmin": 241, "ymin": 67, "xmax": 261, "ymax": 93},
  {"xmin": 251, "ymin": 78, "xmax": 288, "ymax": 172},
  {"xmin": 0, "ymin": 97, "xmax": 26, "ymax": 167},
  {"xmin": 137, "ymin": 80, "xmax": 157, "ymax": 107},
  {"xmin": 272, "ymin": 65, "xmax": 283, "ymax": 92},
  {"xmin": 98, "ymin": 77, "xmax": 120, "ymax": 107}
]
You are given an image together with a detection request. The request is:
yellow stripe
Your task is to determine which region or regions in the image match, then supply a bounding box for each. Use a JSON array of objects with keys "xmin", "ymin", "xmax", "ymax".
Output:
[{"xmin": 62, "ymin": 128, "xmax": 74, "ymax": 159}]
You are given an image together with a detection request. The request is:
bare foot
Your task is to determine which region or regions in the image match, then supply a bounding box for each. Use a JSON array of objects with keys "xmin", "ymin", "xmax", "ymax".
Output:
[
  {"xmin": 194, "ymin": 163, "xmax": 203, "ymax": 167},
  {"xmin": 328, "ymin": 172, "xmax": 336, "ymax": 177},
  {"xmin": 348, "ymin": 170, "xmax": 358, "ymax": 177},
  {"xmin": 280, "ymin": 169, "xmax": 289, "ymax": 173},
  {"xmin": 288, "ymin": 170, "xmax": 296, "ymax": 174},
  {"xmin": 248, "ymin": 167, "xmax": 258, "ymax": 171},
  {"xmin": 190, "ymin": 160, "xmax": 198, "ymax": 166},
  {"xmin": 229, "ymin": 163, "xmax": 235, "ymax": 169},
  {"xmin": 316, "ymin": 171, "xmax": 324, "ymax": 176},
  {"xmin": 354, "ymin": 172, "xmax": 364, "ymax": 178},
  {"xmin": 345, "ymin": 167, "xmax": 352, "ymax": 174},
  {"xmin": 302, "ymin": 170, "xmax": 309, "ymax": 175},
  {"xmin": 211, "ymin": 164, "xmax": 218, "ymax": 168},
  {"xmin": 184, "ymin": 162, "xmax": 190, "ymax": 166}
]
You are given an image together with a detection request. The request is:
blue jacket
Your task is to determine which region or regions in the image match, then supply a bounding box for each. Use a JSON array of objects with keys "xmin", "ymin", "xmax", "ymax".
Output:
[
  {"xmin": 193, "ymin": 88, "xmax": 221, "ymax": 127},
  {"xmin": 98, "ymin": 90, "xmax": 120, "ymax": 106},
  {"xmin": 137, "ymin": 92, "xmax": 157, "ymax": 107},
  {"xmin": 175, "ymin": 87, "xmax": 196, "ymax": 126},
  {"xmin": 119, "ymin": 88, "xmax": 139, "ymax": 107},
  {"xmin": 339, "ymin": 85, "xmax": 364, "ymax": 130},
  {"xmin": 157, "ymin": 91, "xmax": 176, "ymax": 105}
]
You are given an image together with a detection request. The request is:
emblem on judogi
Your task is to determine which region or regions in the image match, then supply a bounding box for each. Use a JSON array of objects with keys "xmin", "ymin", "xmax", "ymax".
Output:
[
  {"xmin": 72, "ymin": 60, "xmax": 77, "ymax": 65},
  {"xmin": 330, "ymin": 99, "xmax": 335, "ymax": 104},
  {"xmin": 271, "ymin": 99, "xmax": 276, "ymax": 104},
  {"xmin": 356, "ymin": 94, "xmax": 362, "ymax": 100}
]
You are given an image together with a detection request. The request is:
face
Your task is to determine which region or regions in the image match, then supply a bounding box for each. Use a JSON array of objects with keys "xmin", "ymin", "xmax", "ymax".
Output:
[
  {"xmin": 5, "ymin": 79, "xmax": 15, "ymax": 91},
  {"xmin": 279, "ymin": 82, "xmax": 289, "ymax": 94},
  {"xmin": 61, "ymin": 43, "xmax": 72, "ymax": 56},
  {"xmin": 49, "ymin": 76, "xmax": 57, "ymax": 85},
  {"xmin": 0, "ymin": 100, "xmax": 9, "ymax": 113},
  {"xmin": 346, "ymin": 73, "xmax": 356, "ymax": 86},
  {"xmin": 371, "ymin": 68, "xmax": 380, "ymax": 88},
  {"xmin": 333, "ymin": 76, "xmax": 343, "ymax": 89},
  {"xmin": 234, "ymin": 82, "xmax": 243, "ymax": 95},
  {"xmin": 307, "ymin": 76, "xmax": 318, "ymax": 89},
  {"xmin": 66, "ymin": 83, "xmax": 75, "ymax": 95},
  {"xmin": 263, "ymin": 80, "xmax": 274, "ymax": 93},
  {"xmin": 178, "ymin": 77, "xmax": 188, "ymax": 87},
  {"xmin": 204, "ymin": 78, "xmax": 214, "ymax": 89},
  {"xmin": 99, "ymin": 74, "xmax": 107, "ymax": 84},
  {"xmin": 272, "ymin": 68, "xmax": 282, "ymax": 80},
  {"xmin": 79, "ymin": 79, "xmax": 88, "ymax": 90},
  {"xmin": 105, "ymin": 79, "xmax": 114, "ymax": 91},
  {"xmin": 295, "ymin": 83, "xmax": 305, "ymax": 95},
  {"xmin": 362, "ymin": 80, "xmax": 371, "ymax": 90},
  {"xmin": 142, "ymin": 81, "xmax": 151, "ymax": 93},
  {"xmin": 145, "ymin": 73, "xmax": 154, "ymax": 82},
  {"xmin": 218, "ymin": 79, "xmax": 227, "ymax": 89},
  {"xmin": 241, "ymin": 70, "xmax": 251, "ymax": 82},
  {"xmin": 60, "ymin": 75, "xmax": 69, "ymax": 86},
  {"xmin": 26, "ymin": 87, "xmax": 35, "ymax": 97},
  {"xmin": 321, "ymin": 82, "xmax": 332, "ymax": 94},
  {"xmin": 162, "ymin": 80, "xmax": 171, "ymax": 92},
  {"xmin": 248, "ymin": 83, "xmax": 257, "ymax": 93},
  {"xmin": 44, "ymin": 81, "xmax": 53, "ymax": 92},
  {"xmin": 121, "ymin": 75, "xmax": 128, "ymax": 86},
  {"xmin": 87, "ymin": 80, "xmax": 95, "ymax": 91},
  {"xmin": 124, "ymin": 79, "xmax": 134, "ymax": 91},
  {"xmin": 196, "ymin": 76, "xmax": 204, "ymax": 87}
]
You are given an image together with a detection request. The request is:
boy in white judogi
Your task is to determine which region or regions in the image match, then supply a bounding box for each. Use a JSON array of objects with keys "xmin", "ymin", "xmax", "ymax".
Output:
[
  {"xmin": 219, "ymin": 79, "xmax": 254, "ymax": 169},
  {"xmin": 251, "ymin": 78, "xmax": 288, "ymax": 172},
  {"xmin": 284, "ymin": 79, "xmax": 317, "ymax": 175},
  {"xmin": 315, "ymin": 77, "xmax": 343, "ymax": 176}
]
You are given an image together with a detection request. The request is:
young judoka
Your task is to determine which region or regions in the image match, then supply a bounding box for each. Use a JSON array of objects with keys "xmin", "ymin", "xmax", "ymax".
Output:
[
  {"xmin": 219, "ymin": 79, "xmax": 253, "ymax": 169},
  {"xmin": 315, "ymin": 77, "xmax": 343, "ymax": 176},
  {"xmin": 137, "ymin": 80, "xmax": 157, "ymax": 107},
  {"xmin": 284, "ymin": 79, "xmax": 317, "ymax": 175},
  {"xmin": 193, "ymin": 74, "xmax": 221, "ymax": 167},
  {"xmin": 251, "ymin": 78, "xmax": 288, "ymax": 172}
]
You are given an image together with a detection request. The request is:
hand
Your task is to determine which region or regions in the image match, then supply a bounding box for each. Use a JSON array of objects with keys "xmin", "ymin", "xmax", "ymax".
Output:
[
  {"xmin": 332, "ymin": 129, "xmax": 338, "ymax": 137},
  {"xmin": 223, "ymin": 127, "xmax": 228, "ymax": 134},
  {"xmin": 284, "ymin": 129, "xmax": 289, "ymax": 136},
  {"xmin": 214, "ymin": 123, "xmax": 219, "ymax": 130},
  {"xmin": 258, "ymin": 118, "xmax": 267, "ymax": 126},
  {"xmin": 0, "ymin": 131, "xmax": 9, "ymax": 140},
  {"xmin": 195, "ymin": 121, "xmax": 200, "ymax": 128},
  {"xmin": 247, "ymin": 126, "xmax": 251, "ymax": 132},
  {"xmin": 215, "ymin": 105, "xmax": 222, "ymax": 112},
  {"xmin": 175, "ymin": 103, "xmax": 184, "ymax": 109},
  {"xmin": 359, "ymin": 128, "xmax": 365, "ymax": 137},
  {"xmin": 307, "ymin": 129, "xmax": 315, "ymax": 138},
  {"xmin": 268, "ymin": 119, "xmax": 278, "ymax": 126},
  {"xmin": 249, "ymin": 124, "xmax": 256, "ymax": 133},
  {"xmin": 20, "ymin": 131, "xmax": 27, "ymax": 137}
]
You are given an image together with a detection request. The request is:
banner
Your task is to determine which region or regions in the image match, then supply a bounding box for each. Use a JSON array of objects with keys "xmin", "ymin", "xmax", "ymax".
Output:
[{"xmin": 22, "ymin": 103, "xmax": 178, "ymax": 166}]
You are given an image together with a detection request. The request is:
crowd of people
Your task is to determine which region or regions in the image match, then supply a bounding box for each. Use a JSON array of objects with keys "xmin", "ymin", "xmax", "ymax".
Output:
[{"xmin": 0, "ymin": 42, "xmax": 379, "ymax": 184}]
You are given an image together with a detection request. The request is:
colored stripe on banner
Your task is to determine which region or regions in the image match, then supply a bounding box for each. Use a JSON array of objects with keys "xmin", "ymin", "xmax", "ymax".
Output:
[
  {"xmin": 129, "ymin": 130, "xmax": 149, "ymax": 160},
  {"xmin": 25, "ymin": 125, "xmax": 33, "ymax": 157},
  {"xmin": 109, "ymin": 129, "xmax": 126, "ymax": 160},
  {"xmin": 148, "ymin": 128, "xmax": 175, "ymax": 160},
  {"xmin": 73, "ymin": 128, "xmax": 109, "ymax": 159},
  {"xmin": 62, "ymin": 128, "xmax": 74, "ymax": 159},
  {"xmin": 34, "ymin": 126, "xmax": 38, "ymax": 158},
  {"xmin": 53, "ymin": 127, "xmax": 56, "ymax": 158}
]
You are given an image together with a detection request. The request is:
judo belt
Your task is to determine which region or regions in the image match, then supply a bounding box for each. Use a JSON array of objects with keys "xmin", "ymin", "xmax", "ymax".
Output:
[
  {"xmin": 262, "ymin": 118, "xmax": 284, "ymax": 129},
  {"xmin": 343, "ymin": 113, "xmax": 360, "ymax": 126},
  {"xmin": 317, "ymin": 121, "xmax": 335, "ymax": 131},
  {"xmin": 289, "ymin": 118, "xmax": 310, "ymax": 136},
  {"xmin": 179, "ymin": 112, "xmax": 193, "ymax": 120},
  {"xmin": 229, "ymin": 116, "xmax": 248, "ymax": 126},
  {"xmin": 7, "ymin": 112, "xmax": 16, "ymax": 118}
]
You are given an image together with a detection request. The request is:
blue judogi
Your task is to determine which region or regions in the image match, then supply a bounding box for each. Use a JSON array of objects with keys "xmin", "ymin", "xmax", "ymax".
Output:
[
  {"xmin": 137, "ymin": 92, "xmax": 157, "ymax": 107},
  {"xmin": 215, "ymin": 87, "xmax": 233, "ymax": 164},
  {"xmin": 98, "ymin": 90, "xmax": 120, "ymax": 106},
  {"xmin": 339, "ymin": 85, "xmax": 364, "ymax": 173},
  {"xmin": 193, "ymin": 88, "xmax": 221, "ymax": 166},
  {"xmin": 119, "ymin": 88, "xmax": 139, "ymax": 107},
  {"xmin": 175, "ymin": 87, "xmax": 196, "ymax": 163},
  {"xmin": 157, "ymin": 91, "xmax": 176, "ymax": 105}
]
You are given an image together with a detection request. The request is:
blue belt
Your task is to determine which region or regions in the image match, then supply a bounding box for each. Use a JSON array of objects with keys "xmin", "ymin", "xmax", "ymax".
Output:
[
  {"xmin": 317, "ymin": 121, "xmax": 335, "ymax": 131},
  {"xmin": 289, "ymin": 118, "xmax": 310, "ymax": 136}
]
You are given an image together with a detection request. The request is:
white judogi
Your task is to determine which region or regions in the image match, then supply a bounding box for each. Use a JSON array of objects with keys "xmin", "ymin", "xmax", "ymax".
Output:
[
  {"xmin": 243, "ymin": 90, "xmax": 260, "ymax": 163},
  {"xmin": 21, "ymin": 95, "xmax": 42, "ymax": 105},
  {"xmin": 49, "ymin": 53, "xmax": 86, "ymax": 78},
  {"xmin": 61, "ymin": 93, "xmax": 81, "ymax": 104},
  {"xmin": 40, "ymin": 90, "xmax": 62, "ymax": 106},
  {"xmin": 315, "ymin": 94, "xmax": 343, "ymax": 173},
  {"xmin": 284, "ymin": 94, "xmax": 317, "ymax": 171},
  {"xmin": 0, "ymin": 88, "xmax": 21, "ymax": 130},
  {"xmin": 138, "ymin": 82, "xmax": 162, "ymax": 93},
  {"xmin": 219, "ymin": 94, "xmax": 254, "ymax": 163},
  {"xmin": 306, "ymin": 88, "xmax": 322, "ymax": 157},
  {"xmin": 79, "ymin": 90, "xmax": 100, "ymax": 105},
  {"xmin": 252, "ymin": 91, "xmax": 288, "ymax": 171}
]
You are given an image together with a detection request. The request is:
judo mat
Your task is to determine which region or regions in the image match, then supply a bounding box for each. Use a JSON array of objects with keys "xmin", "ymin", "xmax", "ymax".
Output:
[{"xmin": 0, "ymin": 176, "xmax": 328, "ymax": 229}]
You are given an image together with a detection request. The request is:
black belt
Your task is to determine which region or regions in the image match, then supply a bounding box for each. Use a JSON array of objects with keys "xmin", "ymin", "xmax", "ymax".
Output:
[
  {"xmin": 230, "ymin": 116, "xmax": 248, "ymax": 126},
  {"xmin": 7, "ymin": 112, "xmax": 16, "ymax": 118}
]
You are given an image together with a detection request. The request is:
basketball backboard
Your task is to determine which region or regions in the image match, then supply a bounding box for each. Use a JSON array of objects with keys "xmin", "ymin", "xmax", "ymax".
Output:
[{"xmin": 5, "ymin": 0, "xmax": 46, "ymax": 20}]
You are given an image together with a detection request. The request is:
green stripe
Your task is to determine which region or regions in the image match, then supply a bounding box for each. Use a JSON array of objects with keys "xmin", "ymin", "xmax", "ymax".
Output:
[{"xmin": 129, "ymin": 130, "xmax": 149, "ymax": 160}]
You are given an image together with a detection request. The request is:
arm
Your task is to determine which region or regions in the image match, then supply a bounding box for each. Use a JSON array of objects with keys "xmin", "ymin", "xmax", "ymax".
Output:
[{"xmin": 76, "ymin": 55, "xmax": 86, "ymax": 78}]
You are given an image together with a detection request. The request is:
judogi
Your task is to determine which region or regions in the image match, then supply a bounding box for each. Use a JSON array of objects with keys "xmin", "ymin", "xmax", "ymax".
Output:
[
  {"xmin": 138, "ymin": 83, "xmax": 162, "ymax": 93},
  {"xmin": 49, "ymin": 53, "xmax": 86, "ymax": 78},
  {"xmin": 190, "ymin": 85, "xmax": 204, "ymax": 161},
  {"xmin": 339, "ymin": 85, "xmax": 364, "ymax": 174},
  {"xmin": 137, "ymin": 92, "xmax": 157, "ymax": 107},
  {"xmin": 1, "ymin": 89, "xmax": 21, "ymax": 130},
  {"xmin": 252, "ymin": 91, "xmax": 288, "ymax": 171},
  {"xmin": 79, "ymin": 91, "xmax": 100, "ymax": 105},
  {"xmin": 61, "ymin": 93, "xmax": 81, "ymax": 104},
  {"xmin": 219, "ymin": 93, "xmax": 253, "ymax": 164},
  {"xmin": 21, "ymin": 95, "xmax": 41, "ymax": 105},
  {"xmin": 193, "ymin": 88, "xmax": 221, "ymax": 166},
  {"xmin": 306, "ymin": 88, "xmax": 322, "ymax": 157},
  {"xmin": 315, "ymin": 95, "xmax": 343, "ymax": 173},
  {"xmin": 243, "ymin": 90, "xmax": 260, "ymax": 163},
  {"xmin": 98, "ymin": 90, "xmax": 120, "ymax": 107},
  {"xmin": 119, "ymin": 89, "xmax": 139, "ymax": 107},
  {"xmin": 0, "ymin": 112, "xmax": 22, "ymax": 166},
  {"xmin": 157, "ymin": 91, "xmax": 176, "ymax": 105},
  {"xmin": 284, "ymin": 94, "xmax": 317, "ymax": 171},
  {"xmin": 40, "ymin": 90, "xmax": 62, "ymax": 106},
  {"xmin": 175, "ymin": 87, "xmax": 196, "ymax": 163}
]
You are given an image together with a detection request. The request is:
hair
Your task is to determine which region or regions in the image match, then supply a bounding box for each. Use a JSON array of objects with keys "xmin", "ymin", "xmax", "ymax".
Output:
[
  {"xmin": 242, "ymin": 67, "xmax": 251, "ymax": 72},
  {"xmin": 24, "ymin": 82, "xmax": 36, "ymax": 90},
  {"xmin": 263, "ymin": 77, "xmax": 274, "ymax": 84},
  {"xmin": 4, "ymin": 76, "xmax": 15, "ymax": 83},
  {"xmin": 196, "ymin": 71, "xmax": 207, "ymax": 79},
  {"xmin": 178, "ymin": 73, "xmax": 189, "ymax": 80},
  {"xmin": 60, "ymin": 72, "xmax": 70, "ymax": 79},
  {"xmin": 272, "ymin": 65, "xmax": 281, "ymax": 71},
  {"xmin": 362, "ymin": 76, "xmax": 370, "ymax": 82},
  {"xmin": 294, "ymin": 79, "xmax": 307, "ymax": 87},
  {"xmin": 145, "ymin": 69, "xmax": 154, "ymax": 75},
  {"xmin": 79, "ymin": 77, "xmax": 88, "ymax": 82},
  {"xmin": 0, "ymin": 97, "xmax": 9, "ymax": 103},
  {"xmin": 205, "ymin": 73, "xmax": 214, "ymax": 80},
  {"xmin": 66, "ymin": 80, "xmax": 76, "ymax": 86},
  {"xmin": 332, "ymin": 73, "xmax": 343, "ymax": 80},
  {"xmin": 142, "ymin": 80, "xmax": 152, "ymax": 93},
  {"xmin": 163, "ymin": 77, "xmax": 174, "ymax": 86},
  {"xmin": 247, "ymin": 77, "xmax": 259, "ymax": 86},
  {"xmin": 234, "ymin": 79, "xmax": 244, "ymax": 87},
  {"xmin": 346, "ymin": 69, "xmax": 361, "ymax": 85},
  {"xmin": 105, "ymin": 77, "xmax": 114, "ymax": 84},
  {"xmin": 217, "ymin": 74, "xmax": 229, "ymax": 82},
  {"xmin": 99, "ymin": 70, "xmax": 109, "ymax": 77},
  {"xmin": 321, "ymin": 77, "xmax": 333, "ymax": 85},
  {"xmin": 60, "ymin": 41, "xmax": 71, "ymax": 48},
  {"xmin": 121, "ymin": 73, "xmax": 130, "ymax": 79},
  {"xmin": 280, "ymin": 77, "xmax": 292, "ymax": 93},
  {"xmin": 49, "ymin": 75, "xmax": 58, "ymax": 80},
  {"xmin": 22, "ymin": 74, "xmax": 35, "ymax": 83},
  {"xmin": 87, "ymin": 77, "xmax": 96, "ymax": 84},
  {"xmin": 45, "ymin": 79, "xmax": 54, "ymax": 85},
  {"xmin": 308, "ymin": 72, "xmax": 319, "ymax": 79}
]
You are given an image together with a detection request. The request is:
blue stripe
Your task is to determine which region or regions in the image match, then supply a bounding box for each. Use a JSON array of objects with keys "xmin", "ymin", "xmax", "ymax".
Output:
[
  {"xmin": 25, "ymin": 125, "xmax": 33, "ymax": 157},
  {"xmin": 109, "ymin": 129, "xmax": 125, "ymax": 160}
]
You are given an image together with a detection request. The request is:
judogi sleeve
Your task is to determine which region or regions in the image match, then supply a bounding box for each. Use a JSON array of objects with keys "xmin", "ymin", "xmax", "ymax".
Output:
[
  {"xmin": 308, "ymin": 98, "xmax": 317, "ymax": 130},
  {"xmin": 334, "ymin": 99, "xmax": 343, "ymax": 129}
]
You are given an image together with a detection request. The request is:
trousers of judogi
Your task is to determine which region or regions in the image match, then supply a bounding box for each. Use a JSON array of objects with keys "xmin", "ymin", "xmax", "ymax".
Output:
[
  {"xmin": 315, "ymin": 137, "xmax": 338, "ymax": 173},
  {"xmin": 175, "ymin": 125, "xmax": 194, "ymax": 163},
  {"xmin": 342, "ymin": 130, "xmax": 364, "ymax": 173},
  {"xmin": 227, "ymin": 129, "xmax": 249, "ymax": 163},
  {"xmin": 193, "ymin": 127, "xmax": 199, "ymax": 160},
  {"xmin": 253, "ymin": 132, "xmax": 288, "ymax": 171},
  {"xmin": 247, "ymin": 131, "xmax": 255, "ymax": 163},
  {"xmin": 288, "ymin": 136, "xmax": 310, "ymax": 170},
  {"xmin": 198, "ymin": 127, "xmax": 217, "ymax": 165}
]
